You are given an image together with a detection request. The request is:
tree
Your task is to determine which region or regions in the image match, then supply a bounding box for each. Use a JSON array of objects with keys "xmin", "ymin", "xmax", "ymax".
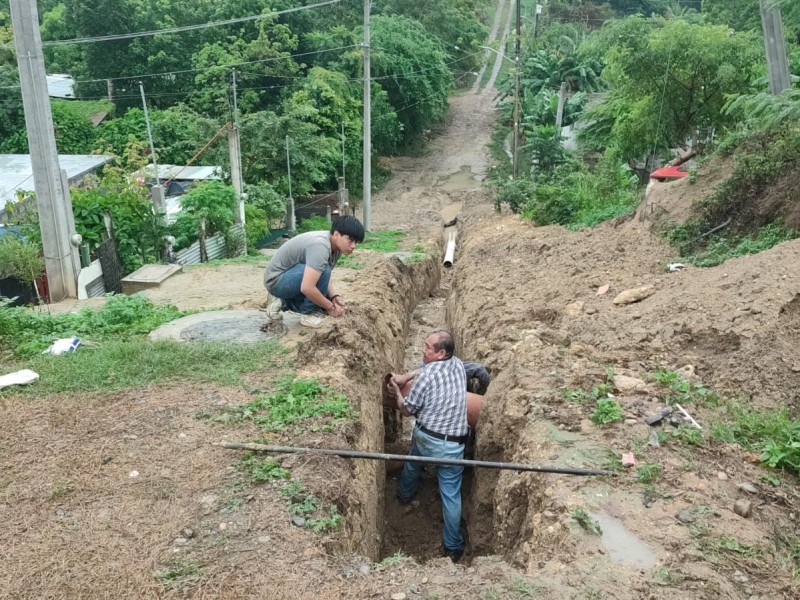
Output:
[
  {"xmin": 368, "ymin": 15, "xmax": 453, "ymax": 137},
  {"xmin": 580, "ymin": 18, "xmax": 762, "ymax": 162}
]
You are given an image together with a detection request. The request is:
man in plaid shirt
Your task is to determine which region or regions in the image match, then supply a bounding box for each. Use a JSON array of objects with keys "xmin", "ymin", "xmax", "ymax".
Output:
[{"xmin": 389, "ymin": 330, "xmax": 469, "ymax": 562}]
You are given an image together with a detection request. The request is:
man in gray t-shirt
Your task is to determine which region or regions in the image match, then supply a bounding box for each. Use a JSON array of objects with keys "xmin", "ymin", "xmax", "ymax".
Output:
[{"xmin": 263, "ymin": 216, "xmax": 364, "ymax": 317}]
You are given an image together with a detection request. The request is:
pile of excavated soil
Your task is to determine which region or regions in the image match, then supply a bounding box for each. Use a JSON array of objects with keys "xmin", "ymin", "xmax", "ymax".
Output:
[{"xmin": 446, "ymin": 211, "xmax": 800, "ymax": 599}]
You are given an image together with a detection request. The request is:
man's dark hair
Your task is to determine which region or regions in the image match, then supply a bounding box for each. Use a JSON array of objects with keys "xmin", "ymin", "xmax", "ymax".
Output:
[
  {"xmin": 431, "ymin": 330, "xmax": 455, "ymax": 359},
  {"xmin": 331, "ymin": 215, "xmax": 365, "ymax": 243}
]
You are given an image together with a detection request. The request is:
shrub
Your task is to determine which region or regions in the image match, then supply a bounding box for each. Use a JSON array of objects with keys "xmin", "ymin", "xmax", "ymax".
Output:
[
  {"xmin": 244, "ymin": 204, "xmax": 269, "ymax": 255},
  {"xmin": 0, "ymin": 235, "xmax": 44, "ymax": 283}
]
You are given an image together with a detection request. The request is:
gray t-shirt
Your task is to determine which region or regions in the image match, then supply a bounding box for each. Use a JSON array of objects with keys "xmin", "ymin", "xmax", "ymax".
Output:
[{"xmin": 263, "ymin": 231, "xmax": 340, "ymax": 291}]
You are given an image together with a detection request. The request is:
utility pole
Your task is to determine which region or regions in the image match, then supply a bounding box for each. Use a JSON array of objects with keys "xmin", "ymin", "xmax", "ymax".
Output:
[
  {"xmin": 759, "ymin": 0, "xmax": 791, "ymax": 95},
  {"xmin": 9, "ymin": 0, "xmax": 79, "ymax": 301},
  {"xmin": 229, "ymin": 69, "xmax": 245, "ymax": 228},
  {"xmin": 285, "ymin": 135, "xmax": 295, "ymax": 232},
  {"xmin": 362, "ymin": 0, "xmax": 372, "ymax": 230},
  {"xmin": 138, "ymin": 82, "xmax": 159, "ymax": 183},
  {"xmin": 555, "ymin": 82, "xmax": 567, "ymax": 130},
  {"xmin": 512, "ymin": 0, "xmax": 521, "ymax": 179}
]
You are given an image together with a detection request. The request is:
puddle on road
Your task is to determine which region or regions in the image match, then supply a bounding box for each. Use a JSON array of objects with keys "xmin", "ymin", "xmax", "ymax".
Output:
[
  {"xmin": 435, "ymin": 166, "xmax": 480, "ymax": 191},
  {"xmin": 587, "ymin": 510, "xmax": 657, "ymax": 570}
]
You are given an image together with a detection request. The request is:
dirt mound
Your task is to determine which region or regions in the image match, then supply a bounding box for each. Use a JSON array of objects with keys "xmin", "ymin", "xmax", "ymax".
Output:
[{"xmin": 446, "ymin": 212, "xmax": 800, "ymax": 598}]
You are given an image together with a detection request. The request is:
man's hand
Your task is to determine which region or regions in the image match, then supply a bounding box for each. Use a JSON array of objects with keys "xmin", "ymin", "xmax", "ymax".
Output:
[
  {"xmin": 326, "ymin": 302, "xmax": 345, "ymax": 318},
  {"xmin": 331, "ymin": 295, "xmax": 346, "ymax": 309},
  {"xmin": 391, "ymin": 372, "xmax": 415, "ymax": 389}
]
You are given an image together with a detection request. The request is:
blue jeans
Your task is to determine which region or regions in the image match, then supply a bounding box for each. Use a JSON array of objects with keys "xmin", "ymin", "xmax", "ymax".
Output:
[
  {"xmin": 268, "ymin": 263, "xmax": 332, "ymax": 314},
  {"xmin": 397, "ymin": 427, "xmax": 465, "ymax": 551}
]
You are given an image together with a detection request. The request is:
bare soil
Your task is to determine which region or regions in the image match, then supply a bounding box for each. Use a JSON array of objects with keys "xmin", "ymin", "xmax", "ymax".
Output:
[{"xmin": 4, "ymin": 6, "xmax": 800, "ymax": 598}]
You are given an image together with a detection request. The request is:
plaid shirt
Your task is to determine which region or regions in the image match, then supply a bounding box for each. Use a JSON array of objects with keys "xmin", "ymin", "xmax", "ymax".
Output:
[{"xmin": 404, "ymin": 357, "xmax": 468, "ymax": 437}]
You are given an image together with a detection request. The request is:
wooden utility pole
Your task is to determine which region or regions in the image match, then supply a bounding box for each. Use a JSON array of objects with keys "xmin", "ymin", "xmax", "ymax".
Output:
[
  {"xmin": 512, "ymin": 0, "xmax": 521, "ymax": 179},
  {"xmin": 9, "ymin": 0, "xmax": 79, "ymax": 300},
  {"xmin": 362, "ymin": 0, "xmax": 372, "ymax": 230},
  {"xmin": 759, "ymin": 0, "xmax": 791, "ymax": 95}
]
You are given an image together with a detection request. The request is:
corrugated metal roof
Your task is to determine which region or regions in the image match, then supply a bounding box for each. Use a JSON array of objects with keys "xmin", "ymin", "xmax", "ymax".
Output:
[
  {"xmin": 0, "ymin": 154, "xmax": 114, "ymax": 211},
  {"xmin": 134, "ymin": 164, "xmax": 223, "ymax": 181},
  {"xmin": 46, "ymin": 74, "xmax": 75, "ymax": 99}
]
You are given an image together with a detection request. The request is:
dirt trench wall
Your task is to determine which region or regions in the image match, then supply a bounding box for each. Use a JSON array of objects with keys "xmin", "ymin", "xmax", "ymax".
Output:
[
  {"xmin": 296, "ymin": 250, "xmax": 440, "ymax": 559},
  {"xmin": 445, "ymin": 213, "xmax": 800, "ymax": 569}
]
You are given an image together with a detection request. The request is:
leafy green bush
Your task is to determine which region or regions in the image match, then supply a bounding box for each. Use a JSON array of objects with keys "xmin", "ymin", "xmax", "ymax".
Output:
[
  {"xmin": 244, "ymin": 204, "xmax": 269, "ymax": 255},
  {"xmin": 0, "ymin": 294, "xmax": 183, "ymax": 356},
  {"xmin": 172, "ymin": 181, "xmax": 236, "ymax": 250},
  {"xmin": 494, "ymin": 177, "xmax": 537, "ymax": 214},
  {"xmin": 0, "ymin": 235, "xmax": 44, "ymax": 283}
]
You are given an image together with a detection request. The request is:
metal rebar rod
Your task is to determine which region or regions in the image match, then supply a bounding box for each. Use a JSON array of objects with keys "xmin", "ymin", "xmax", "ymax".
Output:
[{"xmin": 215, "ymin": 442, "xmax": 616, "ymax": 477}]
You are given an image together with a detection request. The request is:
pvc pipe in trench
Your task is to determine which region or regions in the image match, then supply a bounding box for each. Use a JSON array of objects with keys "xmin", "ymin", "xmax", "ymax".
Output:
[{"xmin": 443, "ymin": 230, "xmax": 457, "ymax": 268}]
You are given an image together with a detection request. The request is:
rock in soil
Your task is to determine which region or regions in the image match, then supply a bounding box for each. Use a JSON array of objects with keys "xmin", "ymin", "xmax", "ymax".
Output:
[{"xmin": 734, "ymin": 499, "xmax": 753, "ymax": 518}]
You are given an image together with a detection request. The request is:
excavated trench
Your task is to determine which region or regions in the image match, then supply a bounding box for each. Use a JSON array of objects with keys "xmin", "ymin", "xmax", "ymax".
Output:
[{"xmin": 297, "ymin": 222, "xmax": 543, "ymax": 567}]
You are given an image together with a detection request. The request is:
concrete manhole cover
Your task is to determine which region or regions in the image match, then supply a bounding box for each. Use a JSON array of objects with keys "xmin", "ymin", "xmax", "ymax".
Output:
[{"xmin": 149, "ymin": 310, "xmax": 285, "ymax": 343}]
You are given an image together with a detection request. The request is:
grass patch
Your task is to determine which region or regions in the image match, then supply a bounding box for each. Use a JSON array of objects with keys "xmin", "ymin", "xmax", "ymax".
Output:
[
  {"xmin": 154, "ymin": 560, "xmax": 203, "ymax": 591},
  {"xmin": 192, "ymin": 255, "xmax": 270, "ymax": 267},
  {"xmin": 237, "ymin": 454, "xmax": 291, "ymax": 484},
  {"xmin": 307, "ymin": 505, "xmax": 343, "ymax": 532},
  {"xmin": 652, "ymin": 567, "xmax": 684, "ymax": 587},
  {"xmin": 381, "ymin": 550, "xmax": 406, "ymax": 567},
  {"xmin": 359, "ymin": 229, "xmax": 404, "ymax": 252},
  {"xmin": 637, "ymin": 462, "xmax": 664, "ymax": 483},
  {"xmin": 0, "ymin": 294, "xmax": 185, "ymax": 357},
  {"xmin": 52, "ymin": 98, "xmax": 114, "ymax": 121},
  {"xmin": 211, "ymin": 377, "xmax": 354, "ymax": 432},
  {"xmin": 4, "ymin": 339, "xmax": 287, "ymax": 395},
  {"xmin": 591, "ymin": 397, "xmax": 624, "ymax": 426},
  {"xmin": 651, "ymin": 369, "xmax": 720, "ymax": 407},
  {"xmin": 296, "ymin": 215, "xmax": 331, "ymax": 233},
  {"xmin": 50, "ymin": 479, "xmax": 75, "ymax": 499},
  {"xmin": 337, "ymin": 253, "xmax": 366, "ymax": 269},
  {"xmin": 508, "ymin": 574, "xmax": 541, "ymax": 598},
  {"xmin": 669, "ymin": 426, "xmax": 704, "ymax": 447},
  {"xmin": 671, "ymin": 224, "xmax": 796, "ymax": 268},
  {"xmin": 565, "ymin": 382, "xmax": 613, "ymax": 405},
  {"xmin": 570, "ymin": 508, "xmax": 602, "ymax": 535},
  {"xmin": 711, "ymin": 404, "xmax": 800, "ymax": 475}
]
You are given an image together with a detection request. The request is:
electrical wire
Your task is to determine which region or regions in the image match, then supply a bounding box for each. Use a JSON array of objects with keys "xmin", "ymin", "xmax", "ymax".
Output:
[{"xmin": 39, "ymin": 1, "xmax": 342, "ymax": 47}]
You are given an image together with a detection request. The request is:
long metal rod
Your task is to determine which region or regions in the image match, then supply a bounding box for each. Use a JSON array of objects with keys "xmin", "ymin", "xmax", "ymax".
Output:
[
  {"xmin": 139, "ymin": 81, "xmax": 159, "ymax": 183},
  {"xmin": 216, "ymin": 442, "xmax": 616, "ymax": 476}
]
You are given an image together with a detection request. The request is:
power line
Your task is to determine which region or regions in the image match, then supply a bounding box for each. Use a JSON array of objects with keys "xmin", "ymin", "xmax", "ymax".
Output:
[
  {"xmin": 0, "ymin": 45, "xmax": 360, "ymax": 90},
  {"xmin": 38, "ymin": 1, "xmax": 342, "ymax": 47}
]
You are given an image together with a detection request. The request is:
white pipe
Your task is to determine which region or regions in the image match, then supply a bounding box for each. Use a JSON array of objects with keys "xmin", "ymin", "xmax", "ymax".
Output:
[{"xmin": 443, "ymin": 230, "xmax": 457, "ymax": 268}]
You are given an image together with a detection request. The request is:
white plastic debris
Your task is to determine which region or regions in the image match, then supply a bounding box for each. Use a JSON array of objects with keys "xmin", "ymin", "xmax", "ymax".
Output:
[
  {"xmin": 129, "ymin": 470, "xmax": 140, "ymax": 478},
  {"xmin": 667, "ymin": 263, "xmax": 686, "ymax": 272},
  {"xmin": 0, "ymin": 369, "xmax": 40, "ymax": 389},
  {"xmin": 43, "ymin": 338, "xmax": 81, "ymax": 355}
]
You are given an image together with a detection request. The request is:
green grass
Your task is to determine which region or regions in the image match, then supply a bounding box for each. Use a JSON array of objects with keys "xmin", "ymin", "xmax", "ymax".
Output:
[
  {"xmin": 210, "ymin": 377, "xmax": 354, "ymax": 433},
  {"xmin": 52, "ymin": 98, "xmax": 115, "ymax": 121},
  {"xmin": 565, "ymin": 383, "xmax": 613, "ymax": 405},
  {"xmin": 192, "ymin": 255, "xmax": 270, "ymax": 267},
  {"xmin": 711, "ymin": 404, "xmax": 800, "ymax": 474},
  {"xmin": 4, "ymin": 339, "xmax": 287, "ymax": 395},
  {"xmin": 306, "ymin": 505, "xmax": 343, "ymax": 532},
  {"xmin": 670, "ymin": 426, "xmax": 704, "ymax": 447},
  {"xmin": 237, "ymin": 454, "xmax": 291, "ymax": 484},
  {"xmin": 637, "ymin": 462, "xmax": 664, "ymax": 483},
  {"xmin": 297, "ymin": 215, "xmax": 331, "ymax": 233},
  {"xmin": 0, "ymin": 294, "xmax": 185, "ymax": 357},
  {"xmin": 678, "ymin": 224, "xmax": 797, "ymax": 267},
  {"xmin": 651, "ymin": 369, "xmax": 721, "ymax": 407},
  {"xmin": 359, "ymin": 230, "xmax": 405, "ymax": 252},
  {"xmin": 337, "ymin": 253, "xmax": 366, "ymax": 269},
  {"xmin": 570, "ymin": 508, "xmax": 602, "ymax": 535},
  {"xmin": 154, "ymin": 560, "xmax": 203, "ymax": 591},
  {"xmin": 380, "ymin": 550, "xmax": 406, "ymax": 567},
  {"xmin": 591, "ymin": 397, "xmax": 624, "ymax": 426}
]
